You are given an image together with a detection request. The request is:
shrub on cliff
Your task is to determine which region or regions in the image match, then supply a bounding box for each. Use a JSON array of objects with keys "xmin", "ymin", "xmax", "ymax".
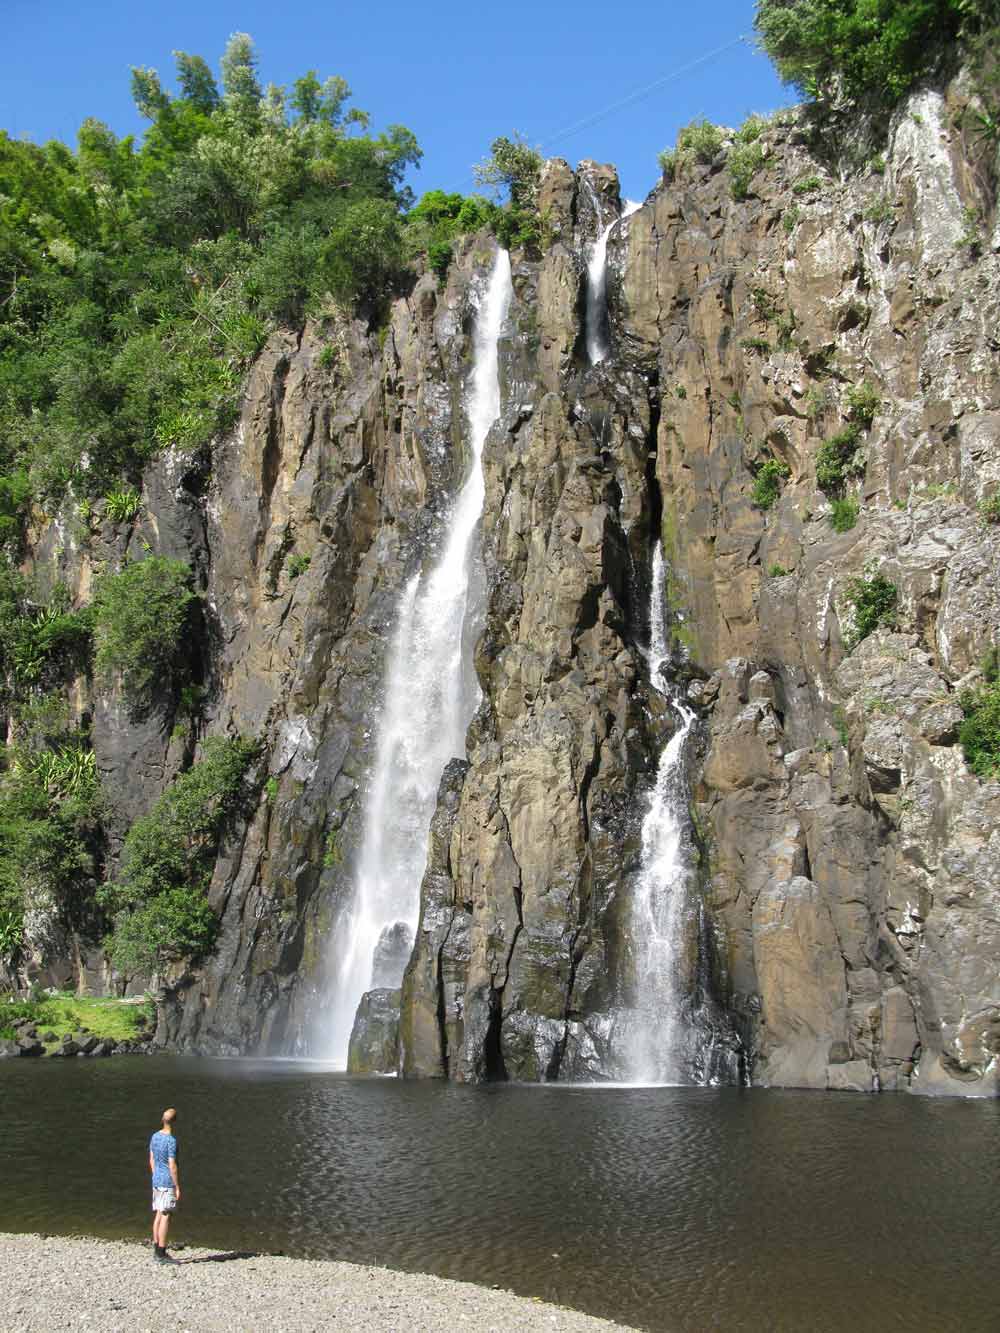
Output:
[
  {"xmin": 0, "ymin": 573, "xmax": 92, "ymax": 707},
  {"xmin": 959, "ymin": 681, "xmax": 1000, "ymax": 778},
  {"xmin": 473, "ymin": 135, "xmax": 546, "ymax": 254},
  {"xmin": 0, "ymin": 715, "xmax": 102, "ymax": 970},
  {"xmin": 842, "ymin": 570, "xmax": 898, "ymax": 647},
  {"xmin": 816, "ymin": 423, "xmax": 865, "ymax": 492},
  {"xmin": 474, "ymin": 135, "xmax": 542, "ymax": 210},
  {"xmin": 658, "ymin": 119, "xmax": 724, "ymax": 179},
  {"xmin": 754, "ymin": 0, "xmax": 995, "ymax": 106},
  {"xmin": 91, "ymin": 557, "xmax": 195, "ymax": 704},
  {"xmin": 99, "ymin": 736, "xmax": 258, "ymax": 982},
  {"xmin": 403, "ymin": 190, "xmax": 496, "ymax": 282},
  {"xmin": 751, "ymin": 457, "xmax": 790, "ymax": 509}
]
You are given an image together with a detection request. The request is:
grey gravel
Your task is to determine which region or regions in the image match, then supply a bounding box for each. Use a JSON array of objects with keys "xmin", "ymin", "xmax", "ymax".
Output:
[{"xmin": 0, "ymin": 1234, "xmax": 635, "ymax": 1332}]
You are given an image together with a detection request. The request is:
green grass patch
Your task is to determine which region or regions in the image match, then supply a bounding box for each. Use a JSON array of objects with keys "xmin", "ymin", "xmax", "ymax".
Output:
[{"xmin": 1, "ymin": 993, "xmax": 153, "ymax": 1044}]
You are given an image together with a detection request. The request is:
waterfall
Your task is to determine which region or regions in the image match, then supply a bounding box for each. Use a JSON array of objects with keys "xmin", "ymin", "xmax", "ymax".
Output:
[
  {"xmin": 325, "ymin": 249, "xmax": 513, "ymax": 1063},
  {"xmin": 625, "ymin": 542, "xmax": 698, "ymax": 1084},
  {"xmin": 584, "ymin": 191, "xmax": 642, "ymax": 365}
]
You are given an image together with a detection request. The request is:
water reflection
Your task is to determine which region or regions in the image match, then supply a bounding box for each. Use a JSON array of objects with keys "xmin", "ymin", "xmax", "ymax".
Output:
[{"xmin": 1, "ymin": 1058, "xmax": 997, "ymax": 1332}]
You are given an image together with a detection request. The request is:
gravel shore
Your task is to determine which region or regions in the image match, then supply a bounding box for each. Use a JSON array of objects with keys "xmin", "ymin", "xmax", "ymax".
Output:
[{"xmin": 0, "ymin": 1234, "xmax": 635, "ymax": 1332}]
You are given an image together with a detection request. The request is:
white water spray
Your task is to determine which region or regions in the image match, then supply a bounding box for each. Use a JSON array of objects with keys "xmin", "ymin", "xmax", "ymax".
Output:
[
  {"xmin": 625, "ymin": 542, "xmax": 697, "ymax": 1084},
  {"xmin": 325, "ymin": 250, "xmax": 513, "ymax": 1063},
  {"xmin": 585, "ymin": 193, "xmax": 642, "ymax": 365}
]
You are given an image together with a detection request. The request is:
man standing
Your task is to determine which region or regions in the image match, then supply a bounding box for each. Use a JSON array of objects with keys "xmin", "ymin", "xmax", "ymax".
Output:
[{"xmin": 149, "ymin": 1107, "xmax": 181, "ymax": 1263}]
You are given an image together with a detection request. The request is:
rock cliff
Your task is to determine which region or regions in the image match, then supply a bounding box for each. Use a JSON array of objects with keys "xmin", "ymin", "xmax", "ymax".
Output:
[{"xmin": 26, "ymin": 72, "xmax": 999, "ymax": 1096}]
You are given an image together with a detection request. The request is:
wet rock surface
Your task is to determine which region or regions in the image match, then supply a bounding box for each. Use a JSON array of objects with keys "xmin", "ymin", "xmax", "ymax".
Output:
[{"xmin": 347, "ymin": 988, "xmax": 401, "ymax": 1075}]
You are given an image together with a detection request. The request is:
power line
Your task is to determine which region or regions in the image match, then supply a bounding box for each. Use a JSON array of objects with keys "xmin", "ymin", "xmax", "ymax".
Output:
[
  {"xmin": 537, "ymin": 34, "xmax": 752, "ymax": 151},
  {"xmin": 437, "ymin": 30, "xmax": 755, "ymax": 198}
]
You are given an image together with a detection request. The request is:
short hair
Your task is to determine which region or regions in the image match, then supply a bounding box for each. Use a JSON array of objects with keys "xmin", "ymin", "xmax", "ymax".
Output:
[{"xmin": 162, "ymin": 1107, "xmax": 177, "ymax": 1126}]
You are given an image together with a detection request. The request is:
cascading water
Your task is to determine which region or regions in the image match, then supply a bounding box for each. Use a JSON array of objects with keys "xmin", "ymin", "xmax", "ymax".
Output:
[
  {"xmin": 325, "ymin": 249, "xmax": 513, "ymax": 1063},
  {"xmin": 624, "ymin": 542, "xmax": 699, "ymax": 1084},
  {"xmin": 584, "ymin": 189, "xmax": 642, "ymax": 365}
]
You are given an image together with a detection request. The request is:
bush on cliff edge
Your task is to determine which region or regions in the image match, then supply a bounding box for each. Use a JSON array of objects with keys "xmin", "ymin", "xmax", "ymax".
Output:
[
  {"xmin": 755, "ymin": 0, "xmax": 996, "ymax": 106},
  {"xmin": 98, "ymin": 736, "xmax": 258, "ymax": 986}
]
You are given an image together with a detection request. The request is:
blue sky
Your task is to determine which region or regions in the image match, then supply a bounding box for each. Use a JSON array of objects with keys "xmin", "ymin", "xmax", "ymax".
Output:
[{"xmin": 3, "ymin": 1, "xmax": 793, "ymax": 203}]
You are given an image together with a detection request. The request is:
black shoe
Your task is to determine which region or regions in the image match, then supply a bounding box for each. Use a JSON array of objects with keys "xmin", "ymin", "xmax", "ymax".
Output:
[{"xmin": 156, "ymin": 1250, "xmax": 180, "ymax": 1265}]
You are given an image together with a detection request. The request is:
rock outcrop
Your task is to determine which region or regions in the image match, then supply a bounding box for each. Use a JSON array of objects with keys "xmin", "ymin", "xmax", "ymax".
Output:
[{"xmin": 25, "ymin": 70, "xmax": 1000, "ymax": 1096}]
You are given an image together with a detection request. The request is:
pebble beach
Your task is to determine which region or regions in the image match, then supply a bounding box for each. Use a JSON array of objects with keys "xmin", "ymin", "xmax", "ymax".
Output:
[{"xmin": 0, "ymin": 1234, "xmax": 635, "ymax": 1332}]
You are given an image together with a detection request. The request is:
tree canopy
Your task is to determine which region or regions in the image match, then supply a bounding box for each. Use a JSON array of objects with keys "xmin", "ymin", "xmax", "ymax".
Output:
[{"xmin": 0, "ymin": 34, "xmax": 423, "ymax": 527}]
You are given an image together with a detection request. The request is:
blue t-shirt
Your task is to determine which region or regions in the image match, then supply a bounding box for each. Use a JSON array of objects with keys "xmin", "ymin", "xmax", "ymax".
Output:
[{"xmin": 149, "ymin": 1131, "xmax": 177, "ymax": 1189}]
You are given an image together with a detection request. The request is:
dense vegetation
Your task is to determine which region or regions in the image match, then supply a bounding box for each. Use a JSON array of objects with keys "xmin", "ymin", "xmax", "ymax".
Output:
[
  {"xmin": 0, "ymin": 34, "xmax": 423, "ymax": 527},
  {"xmin": 91, "ymin": 556, "xmax": 195, "ymax": 703},
  {"xmin": 98, "ymin": 736, "xmax": 258, "ymax": 985},
  {"xmin": 754, "ymin": 0, "xmax": 997, "ymax": 107},
  {"xmin": 0, "ymin": 692, "xmax": 103, "ymax": 973},
  {"xmin": 0, "ymin": 39, "xmax": 548, "ymax": 540}
]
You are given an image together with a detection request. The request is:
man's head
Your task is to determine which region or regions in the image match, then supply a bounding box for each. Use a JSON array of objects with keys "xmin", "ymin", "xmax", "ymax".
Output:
[{"xmin": 162, "ymin": 1107, "xmax": 177, "ymax": 1128}]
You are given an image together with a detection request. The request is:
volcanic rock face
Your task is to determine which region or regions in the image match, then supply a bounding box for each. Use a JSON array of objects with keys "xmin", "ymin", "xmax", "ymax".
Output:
[
  {"xmin": 31, "ymin": 73, "xmax": 999, "ymax": 1095},
  {"xmin": 607, "ymin": 80, "xmax": 1000, "ymax": 1097}
]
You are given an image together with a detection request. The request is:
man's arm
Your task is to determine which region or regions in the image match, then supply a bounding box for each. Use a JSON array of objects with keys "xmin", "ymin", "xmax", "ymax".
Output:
[
  {"xmin": 149, "ymin": 1150, "xmax": 154, "ymax": 1175},
  {"xmin": 169, "ymin": 1149, "xmax": 181, "ymax": 1201}
]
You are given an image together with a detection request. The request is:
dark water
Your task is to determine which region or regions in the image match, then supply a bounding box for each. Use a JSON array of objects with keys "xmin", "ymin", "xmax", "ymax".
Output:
[{"xmin": 1, "ymin": 1059, "xmax": 997, "ymax": 1332}]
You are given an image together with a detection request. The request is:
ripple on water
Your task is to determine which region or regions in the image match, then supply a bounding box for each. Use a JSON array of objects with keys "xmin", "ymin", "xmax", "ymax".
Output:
[{"xmin": 0, "ymin": 1059, "xmax": 997, "ymax": 1332}]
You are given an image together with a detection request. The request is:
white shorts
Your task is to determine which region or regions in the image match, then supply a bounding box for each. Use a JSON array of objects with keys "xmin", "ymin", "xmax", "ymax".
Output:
[{"xmin": 151, "ymin": 1187, "xmax": 177, "ymax": 1212}]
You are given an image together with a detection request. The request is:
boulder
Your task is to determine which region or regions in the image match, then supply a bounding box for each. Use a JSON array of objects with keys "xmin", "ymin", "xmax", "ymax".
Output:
[
  {"xmin": 370, "ymin": 923, "xmax": 414, "ymax": 990},
  {"xmin": 347, "ymin": 989, "xmax": 401, "ymax": 1074}
]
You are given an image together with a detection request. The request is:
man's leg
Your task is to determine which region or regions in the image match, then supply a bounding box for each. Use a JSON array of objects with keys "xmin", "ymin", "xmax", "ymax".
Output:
[{"xmin": 157, "ymin": 1210, "xmax": 170, "ymax": 1250}]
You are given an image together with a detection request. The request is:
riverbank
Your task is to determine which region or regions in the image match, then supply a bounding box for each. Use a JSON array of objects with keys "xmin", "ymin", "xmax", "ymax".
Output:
[
  {"xmin": 0, "ymin": 1234, "xmax": 635, "ymax": 1332},
  {"xmin": 0, "ymin": 994, "xmax": 155, "ymax": 1058}
]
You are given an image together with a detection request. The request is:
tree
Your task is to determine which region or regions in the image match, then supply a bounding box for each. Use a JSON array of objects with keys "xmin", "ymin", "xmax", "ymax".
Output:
[
  {"xmin": 220, "ymin": 32, "xmax": 262, "ymax": 122},
  {"xmin": 320, "ymin": 197, "xmax": 404, "ymax": 306},
  {"xmin": 130, "ymin": 67, "xmax": 169, "ymax": 120},
  {"xmin": 474, "ymin": 134, "xmax": 542, "ymax": 209},
  {"xmin": 291, "ymin": 71, "xmax": 352, "ymax": 125},
  {"xmin": 173, "ymin": 51, "xmax": 220, "ymax": 114}
]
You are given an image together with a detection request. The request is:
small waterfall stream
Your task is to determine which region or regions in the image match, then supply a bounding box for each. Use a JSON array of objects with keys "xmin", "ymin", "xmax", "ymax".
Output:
[
  {"xmin": 325, "ymin": 249, "xmax": 513, "ymax": 1062},
  {"xmin": 584, "ymin": 187, "xmax": 641, "ymax": 365},
  {"xmin": 625, "ymin": 542, "xmax": 699, "ymax": 1084}
]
